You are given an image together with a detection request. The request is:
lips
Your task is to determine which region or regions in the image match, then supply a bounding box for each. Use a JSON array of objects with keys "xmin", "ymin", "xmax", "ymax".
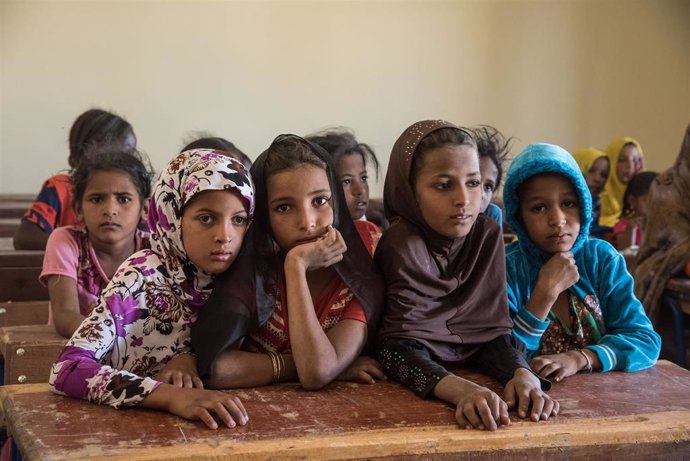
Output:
[
  {"xmin": 548, "ymin": 233, "xmax": 570, "ymax": 241},
  {"xmin": 99, "ymin": 222, "xmax": 121, "ymax": 229},
  {"xmin": 210, "ymin": 250, "xmax": 233, "ymax": 261},
  {"xmin": 450, "ymin": 213, "xmax": 472, "ymax": 222}
]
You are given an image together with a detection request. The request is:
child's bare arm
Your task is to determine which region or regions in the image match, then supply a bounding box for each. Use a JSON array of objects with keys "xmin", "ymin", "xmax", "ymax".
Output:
[
  {"xmin": 47, "ymin": 275, "xmax": 86, "ymax": 338},
  {"xmin": 13, "ymin": 220, "xmax": 49, "ymax": 250},
  {"xmin": 525, "ymin": 252, "xmax": 579, "ymax": 319},
  {"xmin": 206, "ymin": 349, "xmax": 297, "ymax": 389}
]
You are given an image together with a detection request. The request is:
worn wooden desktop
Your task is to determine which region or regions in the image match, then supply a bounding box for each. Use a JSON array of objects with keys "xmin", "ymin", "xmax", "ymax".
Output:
[{"xmin": 1, "ymin": 360, "xmax": 689, "ymax": 460}]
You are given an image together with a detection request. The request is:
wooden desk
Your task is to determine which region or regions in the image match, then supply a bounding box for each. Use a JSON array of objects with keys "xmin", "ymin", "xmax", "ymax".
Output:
[
  {"xmin": 0, "ymin": 324, "xmax": 66, "ymax": 385},
  {"xmin": 1, "ymin": 360, "xmax": 689, "ymax": 460},
  {"xmin": 0, "ymin": 251, "xmax": 47, "ymax": 302},
  {"xmin": 0, "ymin": 300, "xmax": 50, "ymax": 327}
]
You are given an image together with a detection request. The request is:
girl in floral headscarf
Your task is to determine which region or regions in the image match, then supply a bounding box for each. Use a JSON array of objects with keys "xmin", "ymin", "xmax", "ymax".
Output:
[{"xmin": 49, "ymin": 150, "xmax": 254, "ymax": 430}]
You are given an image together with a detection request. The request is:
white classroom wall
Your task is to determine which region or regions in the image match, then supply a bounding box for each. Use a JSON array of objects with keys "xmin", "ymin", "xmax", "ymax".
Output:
[{"xmin": 1, "ymin": 0, "xmax": 689, "ymax": 197}]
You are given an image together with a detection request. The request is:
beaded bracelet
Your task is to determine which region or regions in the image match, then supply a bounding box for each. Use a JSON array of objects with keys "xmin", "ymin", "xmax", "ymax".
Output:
[{"xmin": 577, "ymin": 349, "xmax": 592, "ymax": 373}]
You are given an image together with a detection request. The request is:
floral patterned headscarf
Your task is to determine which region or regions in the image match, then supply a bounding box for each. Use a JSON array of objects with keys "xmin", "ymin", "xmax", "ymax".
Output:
[{"xmin": 147, "ymin": 149, "xmax": 255, "ymax": 305}]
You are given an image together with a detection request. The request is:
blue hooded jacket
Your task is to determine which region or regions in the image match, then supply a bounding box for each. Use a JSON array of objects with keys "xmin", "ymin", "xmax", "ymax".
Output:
[{"xmin": 503, "ymin": 143, "xmax": 660, "ymax": 372}]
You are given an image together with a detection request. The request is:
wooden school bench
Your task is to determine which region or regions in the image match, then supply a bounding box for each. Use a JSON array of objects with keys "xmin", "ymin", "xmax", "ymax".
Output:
[
  {"xmin": 0, "ymin": 325, "xmax": 66, "ymax": 385},
  {"xmin": 0, "ymin": 250, "xmax": 47, "ymax": 302},
  {"xmin": 1, "ymin": 360, "xmax": 689, "ymax": 460}
]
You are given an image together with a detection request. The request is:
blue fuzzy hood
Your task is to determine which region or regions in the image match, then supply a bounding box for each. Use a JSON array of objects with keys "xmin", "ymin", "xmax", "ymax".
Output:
[{"xmin": 503, "ymin": 143, "xmax": 592, "ymax": 265}]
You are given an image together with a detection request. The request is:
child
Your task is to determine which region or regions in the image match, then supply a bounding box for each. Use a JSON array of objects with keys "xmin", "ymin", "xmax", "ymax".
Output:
[
  {"xmin": 192, "ymin": 134, "xmax": 385, "ymax": 390},
  {"xmin": 599, "ymin": 137, "xmax": 644, "ymax": 227},
  {"xmin": 14, "ymin": 108, "xmax": 137, "ymax": 250},
  {"xmin": 611, "ymin": 171, "xmax": 658, "ymax": 251},
  {"xmin": 41, "ymin": 146, "xmax": 152, "ymax": 338},
  {"xmin": 572, "ymin": 147, "xmax": 611, "ymax": 239},
  {"xmin": 374, "ymin": 120, "xmax": 556, "ymax": 432},
  {"xmin": 49, "ymin": 150, "xmax": 254, "ymax": 429},
  {"xmin": 472, "ymin": 125, "xmax": 511, "ymax": 226},
  {"xmin": 307, "ymin": 128, "xmax": 381, "ymax": 224},
  {"xmin": 503, "ymin": 143, "xmax": 660, "ymax": 382},
  {"xmin": 182, "ymin": 135, "xmax": 253, "ymax": 170}
]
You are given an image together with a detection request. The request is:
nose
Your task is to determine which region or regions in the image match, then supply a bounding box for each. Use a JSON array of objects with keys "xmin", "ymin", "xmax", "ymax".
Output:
[
  {"xmin": 215, "ymin": 221, "xmax": 233, "ymax": 244},
  {"xmin": 297, "ymin": 208, "xmax": 316, "ymax": 231},
  {"xmin": 350, "ymin": 180, "xmax": 364, "ymax": 198},
  {"xmin": 453, "ymin": 187, "xmax": 469, "ymax": 207},
  {"xmin": 102, "ymin": 200, "xmax": 119, "ymax": 217},
  {"xmin": 548, "ymin": 207, "xmax": 566, "ymax": 227}
]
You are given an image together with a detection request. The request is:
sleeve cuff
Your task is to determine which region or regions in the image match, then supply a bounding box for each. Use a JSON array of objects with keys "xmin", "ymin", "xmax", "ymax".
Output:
[
  {"xmin": 512, "ymin": 308, "xmax": 550, "ymax": 350},
  {"xmin": 587, "ymin": 344, "xmax": 617, "ymax": 372}
]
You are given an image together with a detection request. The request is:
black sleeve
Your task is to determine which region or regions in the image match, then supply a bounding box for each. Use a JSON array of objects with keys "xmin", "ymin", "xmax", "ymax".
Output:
[
  {"xmin": 471, "ymin": 334, "xmax": 551, "ymax": 391},
  {"xmin": 375, "ymin": 337, "xmax": 452, "ymax": 398}
]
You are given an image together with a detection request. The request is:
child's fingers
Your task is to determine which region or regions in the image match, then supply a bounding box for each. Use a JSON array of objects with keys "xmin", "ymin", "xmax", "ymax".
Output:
[
  {"xmin": 554, "ymin": 367, "xmax": 569, "ymax": 382},
  {"xmin": 540, "ymin": 396, "xmax": 554, "ymax": 420},
  {"xmin": 364, "ymin": 362, "xmax": 386, "ymax": 380},
  {"xmin": 476, "ymin": 401, "xmax": 497, "ymax": 431},
  {"xmin": 503, "ymin": 382, "xmax": 516, "ymax": 408},
  {"xmin": 228, "ymin": 395, "xmax": 249, "ymax": 424},
  {"xmin": 462, "ymin": 402, "xmax": 483, "ymax": 429},
  {"xmin": 529, "ymin": 391, "xmax": 545, "ymax": 422},
  {"xmin": 551, "ymin": 398, "xmax": 560, "ymax": 416},
  {"xmin": 487, "ymin": 397, "xmax": 502, "ymax": 430},
  {"xmin": 183, "ymin": 374, "xmax": 194, "ymax": 389},
  {"xmin": 357, "ymin": 370, "xmax": 375, "ymax": 384},
  {"xmin": 537, "ymin": 362, "xmax": 561, "ymax": 380},
  {"xmin": 211, "ymin": 401, "xmax": 237, "ymax": 428},
  {"xmin": 197, "ymin": 408, "xmax": 219, "ymax": 430},
  {"xmin": 193, "ymin": 376, "xmax": 205, "ymax": 389},
  {"xmin": 499, "ymin": 400, "xmax": 511, "ymax": 426},
  {"xmin": 172, "ymin": 372, "xmax": 184, "ymax": 388},
  {"xmin": 455, "ymin": 408, "xmax": 472, "ymax": 429},
  {"xmin": 517, "ymin": 386, "xmax": 531, "ymax": 419}
]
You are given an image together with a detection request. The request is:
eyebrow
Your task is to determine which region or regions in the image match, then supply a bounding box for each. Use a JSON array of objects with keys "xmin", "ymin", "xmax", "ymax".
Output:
[
  {"xmin": 432, "ymin": 171, "xmax": 481, "ymax": 178},
  {"xmin": 270, "ymin": 188, "xmax": 331, "ymax": 205}
]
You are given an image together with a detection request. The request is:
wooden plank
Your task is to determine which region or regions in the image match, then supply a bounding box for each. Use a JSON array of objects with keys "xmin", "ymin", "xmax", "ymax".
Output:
[
  {"xmin": 0, "ymin": 266, "xmax": 47, "ymax": 302},
  {"xmin": 0, "ymin": 325, "xmax": 66, "ymax": 385},
  {"xmin": 1, "ymin": 361, "xmax": 689, "ymax": 460},
  {"xmin": 0, "ymin": 250, "xmax": 44, "ymax": 267},
  {"xmin": 0, "ymin": 301, "xmax": 49, "ymax": 327}
]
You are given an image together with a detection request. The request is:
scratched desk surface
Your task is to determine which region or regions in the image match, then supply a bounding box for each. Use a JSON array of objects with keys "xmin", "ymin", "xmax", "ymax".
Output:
[{"xmin": 2, "ymin": 360, "xmax": 689, "ymax": 460}]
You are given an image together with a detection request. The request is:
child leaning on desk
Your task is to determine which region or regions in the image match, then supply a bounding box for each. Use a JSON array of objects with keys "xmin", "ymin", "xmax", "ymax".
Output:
[
  {"xmin": 503, "ymin": 143, "xmax": 660, "ymax": 382},
  {"xmin": 49, "ymin": 150, "xmax": 254, "ymax": 429}
]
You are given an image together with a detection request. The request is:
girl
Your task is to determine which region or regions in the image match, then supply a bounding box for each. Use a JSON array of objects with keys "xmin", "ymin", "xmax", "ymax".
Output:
[
  {"xmin": 572, "ymin": 147, "xmax": 611, "ymax": 239},
  {"xmin": 41, "ymin": 146, "xmax": 152, "ymax": 338},
  {"xmin": 15, "ymin": 108, "xmax": 137, "ymax": 250},
  {"xmin": 503, "ymin": 143, "xmax": 660, "ymax": 382},
  {"xmin": 49, "ymin": 150, "xmax": 254, "ymax": 429},
  {"xmin": 307, "ymin": 128, "xmax": 381, "ymax": 224},
  {"xmin": 374, "ymin": 120, "xmax": 555, "ymax": 432},
  {"xmin": 193, "ymin": 134, "xmax": 385, "ymax": 390},
  {"xmin": 611, "ymin": 171, "xmax": 658, "ymax": 251},
  {"xmin": 599, "ymin": 137, "xmax": 644, "ymax": 227},
  {"xmin": 472, "ymin": 125, "xmax": 511, "ymax": 226}
]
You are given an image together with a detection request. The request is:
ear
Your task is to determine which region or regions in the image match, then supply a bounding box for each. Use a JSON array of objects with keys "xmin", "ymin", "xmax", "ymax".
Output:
[
  {"xmin": 677, "ymin": 122, "xmax": 690, "ymax": 170},
  {"xmin": 140, "ymin": 200, "xmax": 149, "ymax": 222}
]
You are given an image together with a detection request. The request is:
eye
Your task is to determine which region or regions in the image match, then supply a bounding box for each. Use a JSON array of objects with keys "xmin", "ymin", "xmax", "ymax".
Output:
[
  {"xmin": 434, "ymin": 181, "xmax": 451, "ymax": 190},
  {"xmin": 530, "ymin": 204, "xmax": 546, "ymax": 213},
  {"xmin": 313, "ymin": 196, "xmax": 331, "ymax": 207},
  {"xmin": 274, "ymin": 204, "xmax": 291, "ymax": 214},
  {"xmin": 117, "ymin": 196, "xmax": 133, "ymax": 204},
  {"xmin": 341, "ymin": 178, "xmax": 351, "ymax": 186},
  {"xmin": 361, "ymin": 174, "xmax": 368, "ymax": 183},
  {"xmin": 467, "ymin": 179, "xmax": 481, "ymax": 188},
  {"xmin": 198, "ymin": 214, "xmax": 214, "ymax": 224},
  {"xmin": 483, "ymin": 182, "xmax": 495, "ymax": 192},
  {"xmin": 88, "ymin": 196, "xmax": 102, "ymax": 204},
  {"xmin": 231, "ymin": 215, "xmax": 248, "ymax": 226},
  {"xmin": 563, "ymin": 200, "xmax": 578, "ymax": 208}
]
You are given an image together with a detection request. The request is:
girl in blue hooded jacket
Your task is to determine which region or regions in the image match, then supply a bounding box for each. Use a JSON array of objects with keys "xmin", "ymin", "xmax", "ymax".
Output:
[{"xmin": 503, "ymin": 143, "xmax": 660, "ymax": 382}]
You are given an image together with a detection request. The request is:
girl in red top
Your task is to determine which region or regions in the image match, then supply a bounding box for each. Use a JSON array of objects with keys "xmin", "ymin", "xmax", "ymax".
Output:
[{"xmin": 193, "ymin": 134, "xmax": 385, "ymax": 390}]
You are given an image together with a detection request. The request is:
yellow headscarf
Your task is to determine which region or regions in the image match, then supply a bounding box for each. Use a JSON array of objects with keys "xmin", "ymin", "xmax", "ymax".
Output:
[
  {"xmin": 599, "ymin": 137, "xmax": 644, "ymax": 227},
  {"xmin": 572, "ymin": 147, "xmax": 607, "ymax": 175}
]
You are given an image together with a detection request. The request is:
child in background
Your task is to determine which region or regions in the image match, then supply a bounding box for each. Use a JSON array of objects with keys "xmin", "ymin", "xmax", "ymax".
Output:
[
  {"xmin": 14, "ymin": 108, "xmax": 136, "ymax": 250},
  {"xmin": 599, "ymin": 137, "xmax": 644, "ymax": 227},
  {"xmin": 50, "ymin": 150, "xmax": 254, "ymax": 429},
  {"xmin": 182, "ymin": 135, "xmax": 253, "ymax": 170},
  {"xmin": 503, "ymin": 143, "xmax": 660, "ymax": 382},
  {"xmin": 193, "ymin": 134, "xmax": 385, "ymax": 390},
  {"xmin": 375, "ymin": 120, "xmax": 555, "ymax": 431},
  {"xmin": 472, "ymin": 125, "xmax": 511, "ymax": 227},
  {"xmin": 611, "ymin": 171, "xmax": 658, "ymax": 251},
  {"xmin": 307, "ymin": 128, "xmax": 381, "ymax": 225},
  {"xmin": 572, "ymin": 147, "xmax": 611, "ymax": 239},
  {"xmin": 41, "ymin": 146, "xmax": 152, "ymax": 338}
]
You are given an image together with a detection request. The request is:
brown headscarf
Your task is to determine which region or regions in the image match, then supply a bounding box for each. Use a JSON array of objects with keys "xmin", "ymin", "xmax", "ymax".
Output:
[
  {"xmin": 376, "ymin": 120, "xmax": 513, "ymax": 362},
  {"xmin": 634, "ymin": 122, "xmax": 690, "ymax": 322}
]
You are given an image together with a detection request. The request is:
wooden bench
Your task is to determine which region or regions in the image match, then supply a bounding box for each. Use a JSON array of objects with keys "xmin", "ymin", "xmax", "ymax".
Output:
[
  {"xmin": 0, "ymin": 250, "xmax": 47, "ymax": 302},
  {"xmin": 663, "ymin": 276, "xmax": 690, "ymax": 368},
  {"xmin": 0, "ymin": 324, "xmax": 66, "ymax": 385},
  {"xmin": 0, "ymin": 194, "xmax": 32, "ymax": 220},
  {"xmin": 1, "ymin": 361, "xmax": 689, "ymax": 460},
  {"xmin": 0, "ymin": 301, "xmax": 49, "ymax": 327}
]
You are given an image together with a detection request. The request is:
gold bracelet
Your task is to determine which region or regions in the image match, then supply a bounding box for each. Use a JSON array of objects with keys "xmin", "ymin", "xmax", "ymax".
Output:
[
  {"xmin": 267, "ymin": 351, "xmax": 280, "ymax": 382},
  {"xmin": 275, "ymin": 352, "xmax": 284, "ymax": 382},
  {"xmin": 577, "ymin": 349, "xmax": 592, "ymax": 373}
]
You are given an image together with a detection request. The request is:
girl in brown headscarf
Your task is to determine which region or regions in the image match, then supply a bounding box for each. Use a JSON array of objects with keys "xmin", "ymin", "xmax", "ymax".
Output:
[{"xmin": 375, "ymin": 121, "xmax": 557, "ymax": 431}]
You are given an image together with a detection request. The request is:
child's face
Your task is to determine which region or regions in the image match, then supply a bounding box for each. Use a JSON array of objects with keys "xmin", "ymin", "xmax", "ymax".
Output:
[
  {"xmin": 336, "ymin": 153, "xmax": 369, "ymax": 221},
  {"xmin": 78, "ymin": 170, "xmax": 144, "ymax": 248},
  {"xmin": 267, "ymin": 165, "xmax": 334, "ymax": 252},
  {"xmin": 519, "ymin": 173, "xmax": 581, "ymax": 254},
  {"xmin": 628, "ymin": 193, "xmax": 650, "ymax": 219},
  {"xmin": 616, "ymin": 144, "xmax": 640, "ymax": 184},
  {"xmin": 585, "ymin": 157, "xmax": 609, "ymax": 196},
  {"xmin": 181, "ymin": 190, "xmax": 249, "ymax": 274},
  {"xmin": 413, "ymin": 144, "xmax": 482, "ymax": 239},
  {"xmin": 479, "ymin": 157, "xmax": 499, "ymax": 213}
]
